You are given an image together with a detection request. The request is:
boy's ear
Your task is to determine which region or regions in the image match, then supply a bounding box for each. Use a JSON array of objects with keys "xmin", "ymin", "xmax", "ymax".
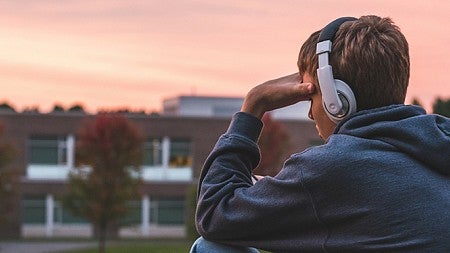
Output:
[
  {"xmin": 313, "ymin": 77, "xmax": 322, "ymax": 94},
  {"xmin": 313, "ymin": 82, "xmax": 321, "ymax": 94}
]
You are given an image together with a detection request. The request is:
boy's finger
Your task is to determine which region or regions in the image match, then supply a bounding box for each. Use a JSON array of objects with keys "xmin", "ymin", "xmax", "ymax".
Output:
[{"xmin": 297, "ymin": 82, "xmax": 315, "ymax": 95}]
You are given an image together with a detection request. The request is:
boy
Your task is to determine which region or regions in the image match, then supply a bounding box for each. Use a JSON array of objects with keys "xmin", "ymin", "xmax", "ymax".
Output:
[{"xmin": 192, "ymin": 15, "xmax": 450, "ymax": 252}]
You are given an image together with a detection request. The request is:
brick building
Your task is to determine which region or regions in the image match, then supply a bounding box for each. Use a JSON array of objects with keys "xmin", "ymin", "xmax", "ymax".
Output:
[{"xmin": 0, "ymin": 101, "xmax": 319, "ymax": 238}]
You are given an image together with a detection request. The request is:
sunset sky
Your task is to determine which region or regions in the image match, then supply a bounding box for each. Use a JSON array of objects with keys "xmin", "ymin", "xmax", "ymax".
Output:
[{"xmin": 0, "ymin": 0, "xmax": 449, "ymax": 113}]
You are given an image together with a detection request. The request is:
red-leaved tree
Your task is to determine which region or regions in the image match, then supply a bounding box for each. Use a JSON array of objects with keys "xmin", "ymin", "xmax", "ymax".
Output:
[
  {"xmin": 64, "ymin": 114, "xmax": 143, "ymax": 253},
  {"xmin": 253, "ymin": 113, "xmax": 292, "ymax": 177}
]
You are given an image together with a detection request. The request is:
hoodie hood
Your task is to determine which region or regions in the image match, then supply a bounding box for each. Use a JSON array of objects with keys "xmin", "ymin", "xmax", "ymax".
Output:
[{"xmin": 336, "ymin": 104, "xmax": 450, "ymax": 177}]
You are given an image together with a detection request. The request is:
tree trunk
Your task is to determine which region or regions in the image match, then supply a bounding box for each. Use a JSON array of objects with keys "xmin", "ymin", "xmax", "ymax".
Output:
[
  {"xmin": 94, "ymin": 221, "xmax": 119, "ymax": 239},
  {"xmin": 98, "ymin": 226, "xmax": 106, "ymax": 253}
]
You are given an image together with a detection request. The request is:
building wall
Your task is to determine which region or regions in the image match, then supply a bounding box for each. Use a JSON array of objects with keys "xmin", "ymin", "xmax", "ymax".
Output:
[{"xmin": 0, "ymin": 111, "xmax": 318, "ymax": 238}]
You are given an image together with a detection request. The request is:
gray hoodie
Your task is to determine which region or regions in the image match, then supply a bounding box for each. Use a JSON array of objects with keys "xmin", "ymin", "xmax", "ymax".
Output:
[{"xmin": 195, "ymin": 105, "xmax": 450, "ymax": 252}]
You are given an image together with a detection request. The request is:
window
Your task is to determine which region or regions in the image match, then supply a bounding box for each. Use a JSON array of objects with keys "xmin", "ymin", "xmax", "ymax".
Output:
[
  {"xmin": 143, "ymin": 138, "xmax": 162, "ymax": 166},
  {"xmin": 29, "ymin": 136, "xmax": 67, "ymax": 165},
  {"xmin": 120, "ymin": 200, "xmax": 142, "ymax": 226},
  {"xmin": 150, "ymin": 198, "xmax": 185, "ymax": 225},
  {"xmin": 169, "ymin": 139, "xmax": 192, "ymax": 168},
  {"xmin": 53, "ymin": 200, "xmax": 88, "ymax": 224},
  {"xmin": 22, "ymin": 196, "xmax": 45, "ymax": 224},
  {"xmin": 22, "ymin": 196, "xmax": 88, "ymax": 224},
  {"xmin": 140, "ymin": 137, "xmax": 192, "ymax": 181}
]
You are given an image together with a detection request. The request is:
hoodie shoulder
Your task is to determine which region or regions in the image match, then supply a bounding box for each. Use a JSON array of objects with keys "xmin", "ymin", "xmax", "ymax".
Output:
[
  {"xmin": 335, "ymin": 105, "xmax": 450, "ymax": 177},
  {"xmin": 436, "ymin": 114, "xmax": 450, "ymax": 137}
]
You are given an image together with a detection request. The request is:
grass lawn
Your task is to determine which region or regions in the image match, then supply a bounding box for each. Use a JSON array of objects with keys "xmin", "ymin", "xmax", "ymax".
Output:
[{"xmin": 60, "ymin": 240, "xmax": 192, "ymax": 253}]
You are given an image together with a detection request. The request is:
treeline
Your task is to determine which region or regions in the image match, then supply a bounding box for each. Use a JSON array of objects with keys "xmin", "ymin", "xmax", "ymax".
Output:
[
  {"xmin": 1, "ymin": 97, "xmax": 450, "ymax": 117},
  {"xmin": 0, "ymin": 102, "xmax": 159, "ymax": 116}
]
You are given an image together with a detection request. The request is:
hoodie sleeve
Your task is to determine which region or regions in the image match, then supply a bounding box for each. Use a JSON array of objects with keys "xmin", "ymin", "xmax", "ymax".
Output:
[{"xmin": 195, "ymin": 112, "xmax": 326, "ymax": 250}]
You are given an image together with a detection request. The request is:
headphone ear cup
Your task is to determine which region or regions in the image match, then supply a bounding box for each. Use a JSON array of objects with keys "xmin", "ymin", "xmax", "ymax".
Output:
[{"xmin": 326, "ymin": 80, "xmax": 357, "ymax": 122}]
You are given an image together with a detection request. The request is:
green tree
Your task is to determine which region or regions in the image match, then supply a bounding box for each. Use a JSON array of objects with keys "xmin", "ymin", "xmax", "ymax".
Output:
[
  {"xmin": 68, "ymin": 104, "xmax": 85, "ymax": 113},
  {"xmin": 253, "ymin": 113, "xmax": 292, "ymax": 177},
  {"xmin": 411, "ymin": 97, "xmax": 423, "ymax": 107},
  {"xmin": 64, "ymin": 114, "xmax": 144, "ymax": 253},
  {"xmin": 52, "ymin": 104, "xmax": 65, "ymax": 113},
  {"xmin": 432, "ymin": 97, "xmax": 450, "ymax": 117},
  {"xmin": 0, "ymin": 102, "xmax": 15, "ymax": 112}
]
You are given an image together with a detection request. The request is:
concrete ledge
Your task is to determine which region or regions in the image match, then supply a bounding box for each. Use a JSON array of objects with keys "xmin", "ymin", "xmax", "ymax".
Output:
[{"xmin": 22, "ymin": 224, "xmax": 185, "ymax": 239}]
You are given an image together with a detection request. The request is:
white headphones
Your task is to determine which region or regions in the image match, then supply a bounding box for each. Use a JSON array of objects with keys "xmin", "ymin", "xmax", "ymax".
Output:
[{"xmin": 316, "ymin": 17, "xmax": 357, "ymax": 123}]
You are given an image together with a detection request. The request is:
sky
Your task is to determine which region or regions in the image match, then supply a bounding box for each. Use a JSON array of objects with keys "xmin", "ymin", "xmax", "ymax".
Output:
[{"xmin": 0, "ymin": 0, "xmax": 449, "ymax": 113}]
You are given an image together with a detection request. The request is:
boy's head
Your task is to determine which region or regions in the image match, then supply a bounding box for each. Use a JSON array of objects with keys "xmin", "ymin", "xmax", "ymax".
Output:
[{"xmin": 298, "ymin": 15, "xmax": 410, "ymax": 112}]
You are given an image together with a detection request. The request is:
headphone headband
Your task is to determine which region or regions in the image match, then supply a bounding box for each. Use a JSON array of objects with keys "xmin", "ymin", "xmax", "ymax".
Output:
[
  {"xmin": 318, "ymin": 17, "xmax": 357, "ymax": 42},
  {"xmin": 316, "ymin": 17, "xmax": 357, "ymax": 123}
]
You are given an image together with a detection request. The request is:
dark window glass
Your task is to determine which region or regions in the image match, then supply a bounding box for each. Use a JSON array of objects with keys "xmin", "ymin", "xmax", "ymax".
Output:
[
  {"xmin": 149, "ymin": 198, "xmax": 185, "ymax": 225},
  {"xmin": 143, "ymin": 138, "xmax": 162, "ymax": 166},
  {"xmin": 29, "ymin": 136, "xmax": 67, "ymax": 165},
  {"xmin": 169, "ymin": 139, "xmax": 192, "ymax": 168}
]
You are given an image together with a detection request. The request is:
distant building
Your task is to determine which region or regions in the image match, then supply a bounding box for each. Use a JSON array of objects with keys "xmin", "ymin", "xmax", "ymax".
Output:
[
  {"xmin": 0, "ymin": 102, "xmax": 319, "ymax": 238},
  {"xmin": 163, "ymin": 96, "xmax": 244, "ymax": 117},
  {"xmin": 162, "ymin": 95, "xmax": 311, "ymax": 120}
]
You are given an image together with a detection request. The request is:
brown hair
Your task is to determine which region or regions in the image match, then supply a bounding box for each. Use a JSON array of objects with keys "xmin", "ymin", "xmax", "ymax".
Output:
[{"xmin": 298, "ymin": 15, "xmax": 410, "ymax": 111}]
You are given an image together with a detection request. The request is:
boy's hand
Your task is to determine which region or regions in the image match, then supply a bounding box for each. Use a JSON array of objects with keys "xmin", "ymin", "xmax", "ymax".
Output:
[{"xmin": 241, "ymin": 73, "xmax": 315, "ymax": 119}]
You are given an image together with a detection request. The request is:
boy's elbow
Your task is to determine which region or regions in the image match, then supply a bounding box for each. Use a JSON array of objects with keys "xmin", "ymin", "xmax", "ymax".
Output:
[
  {"xmin": 195, "ymin": 207, "xmax": 226, "ymax": 241},
  {"xmin": 195, "ymin": 212, "xmax": 215, "ymax": 240}
]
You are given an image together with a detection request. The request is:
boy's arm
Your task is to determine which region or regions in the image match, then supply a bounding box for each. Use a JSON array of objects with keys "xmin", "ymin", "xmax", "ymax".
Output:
[
  {"xmin": 195, "ymin": 75, "xmax": 319, "ymax": 250},
  {"xmin": 241, "ymin": 73, "xmax": 314, "ymax": 119},
  {"xmin": 195, "ymin": 112, "xmax": 324, "ymax": 250}
]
